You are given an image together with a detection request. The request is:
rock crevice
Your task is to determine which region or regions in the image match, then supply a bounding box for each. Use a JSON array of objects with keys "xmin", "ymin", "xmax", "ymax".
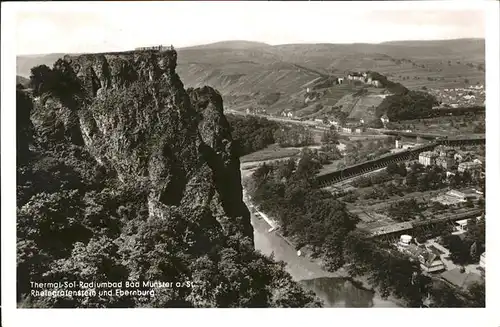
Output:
[{"xmin": 32, "ymin": 49, "xmax": 252, "ymax": 240}]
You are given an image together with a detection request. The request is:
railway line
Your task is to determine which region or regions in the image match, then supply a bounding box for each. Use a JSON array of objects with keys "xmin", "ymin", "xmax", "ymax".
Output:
[{"xmin": 316, "ymin": 136, "xmax": 484, "ymax": 188}]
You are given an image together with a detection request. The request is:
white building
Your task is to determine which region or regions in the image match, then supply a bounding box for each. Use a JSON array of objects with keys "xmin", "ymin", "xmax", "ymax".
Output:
[
  {"xmin": 419, "ymin": 151, "xmax": 439, "ymax": 166},
  {"xmin": 480, "ymin": 252, "xmax": 485, "ymax": 269},
  {"xmin": 398, "ymin": 235, "xmax": 412, "ymax": 247},
  {"xmin": 342, "ymin": 126, "xmax": 355, "ymax": 134},
  {"xmin": 329, "ymin": 119, "xmax": 340, "ymax": 126},
  {"xmin": 454, "ymin": 219, "xmax": 468, "ymax": 233},
  {"xmin": 402, "ymin": 143, "xmax": 417, "ymax": 150},
  {"xmin": 458, "ymin": 161, "xmax": 482, "ymax": 173}
]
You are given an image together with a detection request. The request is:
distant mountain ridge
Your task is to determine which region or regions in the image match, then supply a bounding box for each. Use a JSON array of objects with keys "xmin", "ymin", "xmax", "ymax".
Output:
[
  {"xmin": 180, "ymin": 40, "xmax": 270, "ymax": 50},
  {"xmin": 17, "ymin": 38, "xmax": 485, "ymax": 121}
]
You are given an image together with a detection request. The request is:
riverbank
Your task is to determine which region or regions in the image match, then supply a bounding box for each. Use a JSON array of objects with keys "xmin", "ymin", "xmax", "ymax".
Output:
[
  {"xmin": 244, "ymin": 188, "xmax": 404, "ymax": 307},
  {"xmin": 250, "ymin": 204, "xmax": 402, "ymax": 307}
]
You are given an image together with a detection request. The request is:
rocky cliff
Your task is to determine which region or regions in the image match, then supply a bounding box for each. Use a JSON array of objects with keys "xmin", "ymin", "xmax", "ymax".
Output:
[{"xmin": 30, "ymin": 49, "xmax": 252, "ymax": 240}]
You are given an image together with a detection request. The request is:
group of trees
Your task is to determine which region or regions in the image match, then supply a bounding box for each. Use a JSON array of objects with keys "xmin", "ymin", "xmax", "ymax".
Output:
[
  {"xmin": 328, "ymin": 107, "xmax": 349, "ymax": 126},
  {"xmin": 343, "ymin": 228, "xmax": 485, "ymax": 307},
  {"xmin": 343, "ymin": 231, "xmax": 429, "ymax": 306},
  {"xmin": 440, "ymin": 218, "xmax": 485, "ymax": 266},
  {"xmin": 341, "ymin": 161, "xmax": 482, "ymax": 209},
  {"xmin": 351, "ymin": 170, "xmax": 394, "ymax": 189},
  {"xmin": 387, "ymin": 162, "xmax": 474, "ymax": 193},
  {"xmin": 386, "ymin": 162, "xmax": 408, "ymax": 176},
  {"xmin": 226, "ymin": 115, "xmax": 279, "ymax": 156},
  {"xmin": 273, "ymin": 125, "xmax": 315, "ymax": 148},
  {"xmin": 29, "ymin": 62, "xmax": 84, "ymax": 105},
  {"xmin": 387, "ymin": 199, "xmax": 424, "ymax": 222},
  {"xmin": 317, "ymin": 128, "xmax": 343, "ymax": 163},
  {"xmin": 376, "ymin": 91, "xmax": 439, "ymax": 121},
  {"xmin": 337, "ymin": 138, "xmax": 394, "ymax": 168}
]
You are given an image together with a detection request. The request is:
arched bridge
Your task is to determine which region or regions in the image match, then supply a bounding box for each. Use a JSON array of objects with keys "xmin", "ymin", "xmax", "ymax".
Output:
[
  {"xmin": 437, "ymin": 135, "xmax": 485, "ymax": 146},
  {"xmin": 317, "ymin": 143, "xmax": 437, "ymax": 187},
  {"xmin": 382, "ymin": 130, "xmax": 485, "ymax": 145},
  {"xmin": 316, "ymin": 134, "xmax": 484, "ymax": 188}
]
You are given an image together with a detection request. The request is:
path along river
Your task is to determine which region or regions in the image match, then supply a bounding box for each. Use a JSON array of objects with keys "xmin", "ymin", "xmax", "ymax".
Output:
[{"xmin": 242, "ymin": 168, "xmax": 400, "ymax": 308}]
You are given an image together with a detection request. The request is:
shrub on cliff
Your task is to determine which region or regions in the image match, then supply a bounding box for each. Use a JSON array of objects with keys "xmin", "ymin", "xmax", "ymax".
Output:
[{"xmin": 30, "ymin": 61, "xmax": 83, "ymax": 104}]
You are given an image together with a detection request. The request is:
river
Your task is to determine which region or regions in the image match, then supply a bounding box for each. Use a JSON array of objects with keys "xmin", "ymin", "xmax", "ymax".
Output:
[{"xmin": 244, "ymin": 169, "xmax": 400, "ymax": 308}]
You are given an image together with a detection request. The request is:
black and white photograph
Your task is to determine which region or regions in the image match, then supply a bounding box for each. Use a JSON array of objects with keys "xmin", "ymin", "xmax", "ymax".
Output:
[{"xmin": 1, "ymin": 1, "xmax": 499, "ymax": 326}]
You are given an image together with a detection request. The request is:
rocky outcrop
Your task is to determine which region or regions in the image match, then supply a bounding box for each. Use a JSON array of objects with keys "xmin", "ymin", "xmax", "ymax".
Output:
[{"xmin": 31, "ymin": 49, "xmax": 252, "ymax": 241}]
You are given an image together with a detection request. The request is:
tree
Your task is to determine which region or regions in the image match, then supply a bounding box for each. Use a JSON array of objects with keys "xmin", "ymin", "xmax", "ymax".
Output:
[
  {"xmin": 30, "ymin": 64, "xmax": 53, "ymax": 95},
  {"xmin": 386, "ymin": 162, "xmax": 400, "ymax": 175},
  {"xmin": 321, "ymin": 129, "xmax": 339, "ymax": 145},
  {"xmin": 430, "ymin": 281, "xmax": 465, "ymax": 307},
  {"xmin": 441, "ymin": 235, "xmax": 471, "ymax": 266},
  {"xmin": 296, "ymin": 148, "xmax": 321, "ymax": 178},
  {"xmin": 320, "ymin": 143, "xmax": 342, "ymax": 161},
  {"xmin": 467, "ymin": 281, "xmax": 485, "ymax": 307}
]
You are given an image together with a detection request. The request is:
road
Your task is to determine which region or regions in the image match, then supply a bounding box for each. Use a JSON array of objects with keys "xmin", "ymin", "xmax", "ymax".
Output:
[{"xmin": 227, "ymin": 109, "xmax": 387, "ymax": 137}]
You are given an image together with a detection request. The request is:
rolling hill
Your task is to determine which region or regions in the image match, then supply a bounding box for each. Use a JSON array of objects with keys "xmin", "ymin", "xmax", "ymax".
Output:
[
  {"xmin": 16, "ymin": 75, "xmax": 30, "ymax": 87},
  {"xmin": 17, "ymin": 39, "xmax": 485, "ymax": 119}
]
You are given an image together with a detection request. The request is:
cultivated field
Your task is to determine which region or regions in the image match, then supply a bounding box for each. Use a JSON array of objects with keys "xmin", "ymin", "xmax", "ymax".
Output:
[{"xmin": 240, "ymin": 144, "xmax": 301, "ymax": 163}]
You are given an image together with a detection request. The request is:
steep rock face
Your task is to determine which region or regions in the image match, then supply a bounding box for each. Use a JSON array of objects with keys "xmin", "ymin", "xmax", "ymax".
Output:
[{"xmin": 32, "ymin": 49, "xmax": 252, "ymax": 241}]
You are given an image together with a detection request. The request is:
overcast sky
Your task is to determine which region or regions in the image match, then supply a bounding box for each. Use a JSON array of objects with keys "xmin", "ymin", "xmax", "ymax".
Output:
[{"xmin": 14, "ymin": 1, "xmax": 485, "ymax": 55}]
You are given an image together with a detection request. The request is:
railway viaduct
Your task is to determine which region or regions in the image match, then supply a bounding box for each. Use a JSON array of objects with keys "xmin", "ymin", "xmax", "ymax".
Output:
[{"xmin": 316, "ymin": 135, "xmax": 485, "ymax": 188}]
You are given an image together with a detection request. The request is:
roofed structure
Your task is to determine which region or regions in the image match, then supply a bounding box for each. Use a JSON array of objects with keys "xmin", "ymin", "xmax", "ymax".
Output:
[{"xmin": 369, "ymin": 222, "xmax": 413, "ymax": 236}]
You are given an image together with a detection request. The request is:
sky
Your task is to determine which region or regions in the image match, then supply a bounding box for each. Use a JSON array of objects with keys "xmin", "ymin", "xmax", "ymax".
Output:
[{"xmin": 13, "ymin": 1, "xmax": 486, "ymax": 55}]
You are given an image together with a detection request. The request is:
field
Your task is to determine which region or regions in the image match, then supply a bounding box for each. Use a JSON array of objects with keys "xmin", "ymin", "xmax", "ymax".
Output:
[
  {"xmin": 346, "ymin": 94, "xmax": 385, "ymax": 122},
  {"xmin": 240, "ymin": 144, "xmax": 301, "ymax": 163},
  {"xmin": 344, "ymin": 186, "xmax": 463, "ymax": 231},
  {"xmin": 345, "ymin": 188, "xmax": 447, "ymax": 212}
]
